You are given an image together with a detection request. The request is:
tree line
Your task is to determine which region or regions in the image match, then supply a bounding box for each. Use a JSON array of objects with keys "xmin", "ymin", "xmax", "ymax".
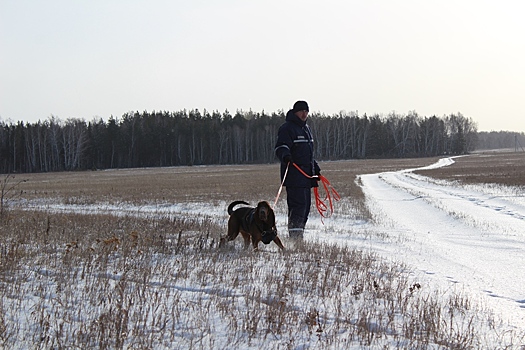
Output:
[
  {"xmin": 476, "ymin": 131, "xmax": 525, "ymax": 151},
  {"xmin": 0, "ymin": 110, "xmax": 478, "ymax": 174}
]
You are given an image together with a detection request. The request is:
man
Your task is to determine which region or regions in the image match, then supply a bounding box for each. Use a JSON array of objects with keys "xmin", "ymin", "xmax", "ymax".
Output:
[{"xmin": 275, "ymin": 100, "xmax": 321, "ymax": 239}]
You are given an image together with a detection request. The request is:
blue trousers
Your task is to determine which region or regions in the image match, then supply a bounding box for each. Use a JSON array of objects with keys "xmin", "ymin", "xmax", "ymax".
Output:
[{"xmin": 286, "ymin": 187, "xmax": 311, "ymax": 235}]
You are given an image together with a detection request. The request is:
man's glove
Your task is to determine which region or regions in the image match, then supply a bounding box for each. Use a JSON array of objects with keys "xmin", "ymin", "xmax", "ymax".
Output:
[{"xmin": 283, "ymin": 155, "xmax": 292, "ymax": 164}]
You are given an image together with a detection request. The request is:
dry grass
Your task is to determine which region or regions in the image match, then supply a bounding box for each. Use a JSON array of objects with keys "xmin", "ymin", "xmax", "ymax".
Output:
[
  {"xmin": 416, "ymin": 151, "xmax": 525, "ymax": 187},
  {"xmin": 2, "ymin": 209, "xmax": 510, "ymax": 349},
  {"xmin": 1, "ymin": 153, "xmax": 524, "ymax": 348},
  {"xmin": 13, "ymin": 152, "xmax": 523, "ymax": 206},
  {"xmin": 17, "ymin": 157, "xmax": 441, "ymax": 219}
]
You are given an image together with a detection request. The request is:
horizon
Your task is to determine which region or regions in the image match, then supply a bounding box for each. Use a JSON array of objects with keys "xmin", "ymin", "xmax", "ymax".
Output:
[{"xmin": 0, "ymin": 108, "xmax": 522, "ymax": 134}]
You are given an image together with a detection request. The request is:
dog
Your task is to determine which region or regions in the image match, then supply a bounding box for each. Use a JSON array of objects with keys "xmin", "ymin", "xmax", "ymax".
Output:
[{"xmin": 220, "ymin": 200, "xmax": 284, "ymax": 251}]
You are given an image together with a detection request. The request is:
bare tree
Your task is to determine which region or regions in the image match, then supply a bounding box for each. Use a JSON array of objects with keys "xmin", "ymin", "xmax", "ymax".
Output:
[
  {"xmin": 0, "ymin": 174, "xmax": 26, "ymax": 217},
  {"xmin": 62, "ymin": 118, "xmax": 88, "ymax": 170}
]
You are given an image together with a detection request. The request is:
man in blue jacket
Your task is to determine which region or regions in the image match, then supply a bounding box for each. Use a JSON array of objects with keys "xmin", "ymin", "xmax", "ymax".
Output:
[{"xmin": 275, "ymin": 100, "xmax": 321, "ymax": 240}]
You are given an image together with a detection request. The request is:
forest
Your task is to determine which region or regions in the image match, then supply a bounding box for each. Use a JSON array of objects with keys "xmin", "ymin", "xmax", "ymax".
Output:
[{"xmin": 0, "ymin": 109, "xmax": 481, "ymax": 173}]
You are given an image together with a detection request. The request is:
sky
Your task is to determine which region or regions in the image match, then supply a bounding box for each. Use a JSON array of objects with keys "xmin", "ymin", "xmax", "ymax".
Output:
[{"xmin": 1, "ymin": 0, "xmax": 524, "ymax": 132}]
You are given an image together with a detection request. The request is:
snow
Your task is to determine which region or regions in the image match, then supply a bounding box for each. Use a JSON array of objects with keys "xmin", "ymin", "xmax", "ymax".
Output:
[
  {"xmin": 13, "ymin": 156, "xmax": 525, "ymax": 347},
  {"xmin": 310, "ymin": 156, "xmax": 525, "ymax": 330}
]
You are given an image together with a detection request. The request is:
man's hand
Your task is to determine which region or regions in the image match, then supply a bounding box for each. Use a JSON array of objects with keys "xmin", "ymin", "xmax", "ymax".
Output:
[{"xmin": 283, "ymin": 155, "xmax": 292, "ymax": 164}]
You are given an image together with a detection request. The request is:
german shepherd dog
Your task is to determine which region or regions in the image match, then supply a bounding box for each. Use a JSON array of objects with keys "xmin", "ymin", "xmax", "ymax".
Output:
[{"xmin": 219, "ymin": 200, "xmax": 284, "ymax": 250}]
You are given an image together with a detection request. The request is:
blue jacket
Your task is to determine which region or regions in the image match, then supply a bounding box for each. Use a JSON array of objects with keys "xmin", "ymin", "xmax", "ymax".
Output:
[{"xmin": 275, "ymin": 110, "xmax": 321, "ymax": 188}]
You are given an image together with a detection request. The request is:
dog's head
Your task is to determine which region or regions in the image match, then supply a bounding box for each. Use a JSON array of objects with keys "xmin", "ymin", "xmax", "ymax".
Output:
[
  {"xmin": 256, "ymin": 201, "xmax": 273, "ymax": 223},
  {"xmin": 256, "ymin": 201, "xmax": 277, "ymax": 244}
]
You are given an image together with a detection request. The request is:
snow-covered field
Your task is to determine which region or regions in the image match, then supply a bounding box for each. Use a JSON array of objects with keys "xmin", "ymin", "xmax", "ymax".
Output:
[
  {"xmin": 29, "ymin": 157, "xmax": 525, "ymax": 326},
  {"xmin": 320, "ymin": 157, "xmax": 525, "ymax": 331},
  {"xmin": 5, "ymin": 156, "xmax": 525, "ymax": 348}
]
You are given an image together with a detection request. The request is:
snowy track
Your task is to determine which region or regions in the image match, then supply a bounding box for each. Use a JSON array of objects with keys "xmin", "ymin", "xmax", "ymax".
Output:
[{"xmin": 357, "ymin": 157, "xmax": 525, "ymax": 328}]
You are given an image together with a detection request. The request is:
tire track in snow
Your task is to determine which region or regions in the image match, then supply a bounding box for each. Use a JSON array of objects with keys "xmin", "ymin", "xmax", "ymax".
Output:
[{"xmin": 359, "ymin": 157, "xmax": 525, "ymax": 327}]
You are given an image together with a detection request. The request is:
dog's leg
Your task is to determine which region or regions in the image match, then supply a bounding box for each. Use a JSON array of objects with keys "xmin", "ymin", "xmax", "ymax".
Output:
[
  {"xmin": 240, "ymin": 231, "xmax": 251, "ymax": 250},
  {"xmin": 273, "ymin": 236, "xmax": 285, "ymax": 250},
  {"xmin": 221, "ymin": 217, "xmax": 241, "ymax": 248},
  {"xmin": 251, "ymin": 236, "xmax": 261, "ymax": 251}
]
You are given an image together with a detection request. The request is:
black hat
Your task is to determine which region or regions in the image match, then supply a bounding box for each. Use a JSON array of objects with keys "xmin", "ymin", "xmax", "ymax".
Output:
[{"xmin": 293, "ymin": 100, "xmax": 309, "ymax": 113}]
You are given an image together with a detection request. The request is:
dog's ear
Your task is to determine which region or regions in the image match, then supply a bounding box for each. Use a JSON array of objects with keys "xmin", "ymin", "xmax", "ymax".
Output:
[
  {"xmin": 268, "ymin": 207, "xmax": 276, "ymax": 228},
  {"xmin": 259, "ymin": 201, "xmax": 275, "ymax": 226}
]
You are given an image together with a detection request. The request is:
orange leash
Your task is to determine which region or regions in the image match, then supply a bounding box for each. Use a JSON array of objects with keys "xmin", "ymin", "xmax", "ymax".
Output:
[
  {"xmin": 291, "ymin": 163, "xmax": 341, "ymax": 220},
  {"xmin": 274, "ymin": 162, "xmax": 290, "ymax": 207}
]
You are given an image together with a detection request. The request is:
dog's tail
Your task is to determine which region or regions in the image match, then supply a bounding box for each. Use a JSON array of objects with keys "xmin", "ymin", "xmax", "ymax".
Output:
[{"xmin": 227, "ymin": 201, "xmax": 251, "ymax": 215}]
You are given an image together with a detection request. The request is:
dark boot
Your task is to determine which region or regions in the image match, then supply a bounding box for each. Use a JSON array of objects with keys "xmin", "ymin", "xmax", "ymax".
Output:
[{"xmin": 288, "ymin": 228, "xmax": 304, "ymax": 240}]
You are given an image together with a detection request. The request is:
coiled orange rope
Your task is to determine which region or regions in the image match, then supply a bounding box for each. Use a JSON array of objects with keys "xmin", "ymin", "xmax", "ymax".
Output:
[
  {"xmin": 283, "ymin": 162, "xmax": 340, "ymax": 220},
  {"xmin": 314, "ymin": 174, "xmax": 341, "ymax": 219}
]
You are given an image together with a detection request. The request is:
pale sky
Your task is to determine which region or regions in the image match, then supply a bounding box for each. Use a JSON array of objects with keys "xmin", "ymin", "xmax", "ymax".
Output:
[{"xmin": 1, "ymin": 0, "xmax": 524, "ymax": 132}]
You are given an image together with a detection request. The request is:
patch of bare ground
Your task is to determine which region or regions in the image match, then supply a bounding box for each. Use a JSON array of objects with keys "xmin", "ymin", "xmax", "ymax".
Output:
[
  {"xmin": 16, "ymin": 157, "xmax": 440, "ymax": 219},
  {"xmin": 415, "ymin": 151, "xmax": 525, "ymax": 187}
]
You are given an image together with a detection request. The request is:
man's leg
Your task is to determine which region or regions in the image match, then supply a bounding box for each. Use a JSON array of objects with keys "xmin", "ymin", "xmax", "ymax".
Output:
[{"xmin": 286, "ymin": 187, "xmax": 311, "ymax": 239}]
